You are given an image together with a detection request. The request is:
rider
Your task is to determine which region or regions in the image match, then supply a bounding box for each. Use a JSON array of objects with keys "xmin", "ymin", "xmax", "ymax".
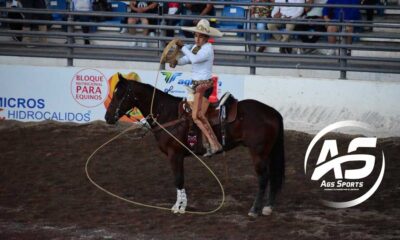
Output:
[{"xmin": 169, "ymin": 19, "xmax": 223, "ymax": 157}]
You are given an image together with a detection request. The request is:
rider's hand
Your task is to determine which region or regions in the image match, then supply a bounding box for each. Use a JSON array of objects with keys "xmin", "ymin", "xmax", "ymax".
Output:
[
  {"xmin": 169, "ymin": 59, "xmax": 178, "ymax": 68},
  {"xmin": 175, "ymin": 39, "xmax": 184, "ymax": 49}
]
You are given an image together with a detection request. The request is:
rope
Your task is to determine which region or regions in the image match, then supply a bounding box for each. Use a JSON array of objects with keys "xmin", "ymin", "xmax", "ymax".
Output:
[{"xmin": 85, "ymin": 40, "xmax": 225, "ymax": 215}]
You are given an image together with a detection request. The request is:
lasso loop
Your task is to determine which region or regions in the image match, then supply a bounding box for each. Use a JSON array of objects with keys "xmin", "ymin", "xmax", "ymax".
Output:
[{"xmin": 85, "ymin": 39, "xmax": 225, "ymax": 215}]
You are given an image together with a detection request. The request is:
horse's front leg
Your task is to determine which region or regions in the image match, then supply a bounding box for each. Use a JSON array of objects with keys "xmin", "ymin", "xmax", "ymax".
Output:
[{"xmin": 168, "ymin": 152, "xmax": 187, "ymax": 214}]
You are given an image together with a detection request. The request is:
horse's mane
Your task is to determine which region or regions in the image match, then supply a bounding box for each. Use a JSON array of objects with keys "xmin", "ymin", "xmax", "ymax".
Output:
[{"xmin": 129, "ymin": 80, "xmax": 183, "ymax": 103}]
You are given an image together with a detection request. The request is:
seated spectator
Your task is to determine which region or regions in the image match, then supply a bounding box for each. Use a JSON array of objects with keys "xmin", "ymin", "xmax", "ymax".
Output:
[
  {"xmin": 295, "ymin": 0, "xmax": 327, "ymax": 54},
  {"xmin": 322, "ymin": 0, "xmax": 361, "ymax": 55},
  {"xmin": 92, "ymin": 0, "xmax": 111, "ymax": 22},
  {"xmin": 72, "ymin": 0, "xmax": 93, "ymax": 45},
  {"xmin": 267, "ymin": 0, "xmax": 305, "ymax": 54},
  {"xmin": 180, "ymin": 2, "xmax": 215, "ymax": 38},
  {"xmin": 19, "ymin": 0, "xmax": 51, "ymax": 44},
  {"xmin": 7, "ymin": 0, "xmax": 24, "ymax": 42},
  {"xmin": 251, "ymin": 0, "xmax": 273, "ymax": 52},
  {"xmin": 164, "ymin": 2, "xmax": 182, "ymax": 38},
  {"xmin": 362, "ymin": 0, "xmax": 378, "ymax": 31},
  {"xmin": 128, "ymin": 1, "xmax": 159, "ymax": 47}
]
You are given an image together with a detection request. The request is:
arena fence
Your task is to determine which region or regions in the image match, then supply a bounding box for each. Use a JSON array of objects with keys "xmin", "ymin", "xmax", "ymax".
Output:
[{"xmin": 0, "ymin": 0, "xmax": 399, "ymax": 79}]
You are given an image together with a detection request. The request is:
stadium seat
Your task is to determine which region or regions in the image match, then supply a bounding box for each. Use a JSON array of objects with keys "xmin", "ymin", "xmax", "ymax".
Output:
[
  {"xmin": 48, "ymin": 0, "xmax": 67, "ymax": 21},
  {"xmin": 218, "ymin": 6, "xmax": 247, "ymax": 37},
  {"xmin": 102, "ymin": 1, "xmax": 127, "ymax": 25}
]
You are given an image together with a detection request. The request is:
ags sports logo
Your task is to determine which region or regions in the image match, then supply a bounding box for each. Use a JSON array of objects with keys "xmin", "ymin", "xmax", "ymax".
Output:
[{"xmin": 304, "ymin": 121, "xmax": 385, "ymax": 208}]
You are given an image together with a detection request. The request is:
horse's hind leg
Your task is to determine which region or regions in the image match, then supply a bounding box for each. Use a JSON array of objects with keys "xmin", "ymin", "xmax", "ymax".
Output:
[
  {"xmin": 248, "ymin": 154, "xmax": 268, "ymax": 217},
  {"xmin": 262, "ymin": 182, "xmax": 274, "ymax": 216}
]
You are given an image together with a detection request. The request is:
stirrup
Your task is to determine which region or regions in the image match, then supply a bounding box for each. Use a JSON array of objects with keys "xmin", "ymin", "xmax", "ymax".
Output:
[
  {"xmin": 203, "ymin": 147, "xmax": 222, "ymax": 157},
  {"xmin": 203, "ymin": 148, "xmax": 213, "ymax": 157}
]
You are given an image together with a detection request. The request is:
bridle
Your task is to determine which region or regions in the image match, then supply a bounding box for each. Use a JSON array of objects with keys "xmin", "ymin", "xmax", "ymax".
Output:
[{"xmin": 114, "ymin": 84, "xmax": 135, "ymax": 122}]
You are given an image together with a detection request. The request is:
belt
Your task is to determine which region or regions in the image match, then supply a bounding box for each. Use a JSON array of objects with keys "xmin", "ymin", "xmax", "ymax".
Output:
[{"xmin": 192, "ymin": 79, "xmax": 213, "ymax": 88}]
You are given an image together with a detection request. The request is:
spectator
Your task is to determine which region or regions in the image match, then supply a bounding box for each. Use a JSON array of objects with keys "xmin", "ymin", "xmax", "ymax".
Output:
[
  {"xmin": 180, "ymin": 1, "xmax": 215, "ymax": 38},
  {"xmin": 295, "ymin": 0, "xmax": 327, "ymax": 54},
  {"xmin": 267, "ymin": 0, "xmax": 305, "ymax": 54},
  {"xmin": 362, "ymin": 0, "xmax": 378, "ymax": 31},
  {"xmin": 19, "ymin": 0, "xmax": 51, "ymax": 43},
  {"xmin": 251, "ymin": 0, "xmax": 273, "ymax": 52},
  {"xmin": 163, "ymin": 2, "xmax": 182, "ymax": 38},
  {"xmin": 92, "ymin": 0, "xmax": 111, "ymax": 22},
  {"xmin": 72, "ymin": 0, "xmax": 93, "ymax": 45},
  {"xmin": 322, "ymin": 0, "xmax": 361, "ymax": 55},
  {"xmin": 7, "ymin": 0, "xmax": 24, "ymax": 42},
  {"xmin": 128, "ymin": 1, "xmax": 159, "ymax": 47}
]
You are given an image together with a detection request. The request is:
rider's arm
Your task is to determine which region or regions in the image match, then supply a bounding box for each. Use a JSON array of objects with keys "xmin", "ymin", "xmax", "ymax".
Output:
[
  {"xmin": 180, "ymin": 44, "xmax": 211, "ymax": 64},
  {"xmin": 177, "ymin": 55, "xmax": 190, "ymax": 65}
]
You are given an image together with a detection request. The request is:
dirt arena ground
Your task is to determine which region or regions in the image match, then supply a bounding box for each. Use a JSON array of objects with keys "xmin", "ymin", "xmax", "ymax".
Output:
[{"xmin": 0, "ymin": 120, "xmax": 399, "ymax": 240}]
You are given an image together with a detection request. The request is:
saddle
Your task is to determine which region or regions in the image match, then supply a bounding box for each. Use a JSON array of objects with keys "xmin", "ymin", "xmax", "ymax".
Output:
[
  {"xmin": 179, "ymin": 92, "xmax": 238, "ymax": 126},
  {"xmin": 179, "ymin": 92, "xmax": 238, "ymax": 151}
]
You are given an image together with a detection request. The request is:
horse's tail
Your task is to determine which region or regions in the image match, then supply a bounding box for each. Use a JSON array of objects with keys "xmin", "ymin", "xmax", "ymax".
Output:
[{"xmin": 270, "ymin": 114, "xmax": 285, "ymax": 195}]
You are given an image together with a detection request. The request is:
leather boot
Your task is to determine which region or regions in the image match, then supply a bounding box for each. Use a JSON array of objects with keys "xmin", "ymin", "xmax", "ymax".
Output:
[{"xmin": 198, "ymin": 119, "xmax": 222, "ymax": 157}]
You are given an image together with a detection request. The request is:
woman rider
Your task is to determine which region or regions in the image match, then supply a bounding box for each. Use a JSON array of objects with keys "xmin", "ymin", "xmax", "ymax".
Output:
[{"xmin": 169, "ymin": 19, "xmax": 223, "ymax": 157}]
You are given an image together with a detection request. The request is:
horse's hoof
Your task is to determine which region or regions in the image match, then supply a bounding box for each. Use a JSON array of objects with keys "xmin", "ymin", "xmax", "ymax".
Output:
[
  {"xmin": 262, "ymin": 206, "xmax": 273, "ymax": 216},
  {"xmin": 178, "ymin": 208, "xmax": 186, "ymax": 214},
  {"xmin": 248, "ymin": 211, "xmax": 260, "ymax": 218},
  {"xmin": 171, "ymin": 204, "xmax": 179, "ymax": 214}
]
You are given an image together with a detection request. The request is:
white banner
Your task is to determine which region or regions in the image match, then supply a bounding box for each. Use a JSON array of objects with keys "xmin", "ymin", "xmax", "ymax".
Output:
[{"xmin": 0, "ymin": 65, "xmax": 244, "ymax": 123}]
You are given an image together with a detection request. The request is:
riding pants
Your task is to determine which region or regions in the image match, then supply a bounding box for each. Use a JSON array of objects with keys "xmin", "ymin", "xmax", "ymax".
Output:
[{"xmin": 191, "ymin": 80, "xmax": 222, "ymax": 152}]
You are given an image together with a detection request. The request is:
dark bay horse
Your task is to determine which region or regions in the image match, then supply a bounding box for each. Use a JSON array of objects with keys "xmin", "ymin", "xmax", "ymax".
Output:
[{"xmin": 105, "ymin": 74, "xmax": 285, "ymax": 217}]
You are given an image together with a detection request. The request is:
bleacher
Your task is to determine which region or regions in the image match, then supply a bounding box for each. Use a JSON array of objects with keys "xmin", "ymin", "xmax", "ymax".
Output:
[{"xmin": 0, "ymin": 0, "xmax": 399, "ymax": 76}]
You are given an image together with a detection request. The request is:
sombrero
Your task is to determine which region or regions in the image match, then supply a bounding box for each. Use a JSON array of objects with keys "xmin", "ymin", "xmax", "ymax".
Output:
[{"xmin": 181, "ymin": 19, "xmax": 223, "ymax": 38}]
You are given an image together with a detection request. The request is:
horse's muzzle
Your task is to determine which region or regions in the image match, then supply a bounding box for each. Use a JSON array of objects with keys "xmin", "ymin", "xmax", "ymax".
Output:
[{"xmin": 104, "ymin": 113, "xmax": 117, "ymax": 124}]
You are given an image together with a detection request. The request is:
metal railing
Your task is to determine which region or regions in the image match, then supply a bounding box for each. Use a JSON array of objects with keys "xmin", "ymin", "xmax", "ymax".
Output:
[{"xmin": 0, "ymin": 1, "xmax": 400, "ymax": 78}]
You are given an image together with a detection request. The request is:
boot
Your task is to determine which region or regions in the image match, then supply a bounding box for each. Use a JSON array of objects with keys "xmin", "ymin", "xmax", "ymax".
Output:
[{"xmin": 198, "ymin": 119, "xmax": 222, "ymax": 157}]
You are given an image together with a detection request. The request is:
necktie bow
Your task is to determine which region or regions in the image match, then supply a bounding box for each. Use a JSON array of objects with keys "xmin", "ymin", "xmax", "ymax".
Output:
[{"xmin": 192, "ymin": 46, "xmax": 201, "ymax": 54}]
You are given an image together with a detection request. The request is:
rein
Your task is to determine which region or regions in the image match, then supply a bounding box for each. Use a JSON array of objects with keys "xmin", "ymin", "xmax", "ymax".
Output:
[{"xmin": 151, "ymin": 116, "xmax": 187, "ymax": 133}]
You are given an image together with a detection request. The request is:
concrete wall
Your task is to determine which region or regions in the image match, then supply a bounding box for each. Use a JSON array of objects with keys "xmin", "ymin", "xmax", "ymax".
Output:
[{"xmin": 244, "ymin": 75, "xmax": 400, "ymax": 137}]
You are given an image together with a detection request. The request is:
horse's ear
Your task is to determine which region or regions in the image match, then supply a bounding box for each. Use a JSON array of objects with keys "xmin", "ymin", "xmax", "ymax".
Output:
[{"xmin": 118, "ymin": 73, "xmax": 127, "ymax": 83}]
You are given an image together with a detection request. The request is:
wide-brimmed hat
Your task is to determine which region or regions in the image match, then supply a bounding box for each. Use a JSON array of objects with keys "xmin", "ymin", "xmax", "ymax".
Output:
[{"xmin": 181, "ymin": 19, "xmax": 223, "ymax": 37}]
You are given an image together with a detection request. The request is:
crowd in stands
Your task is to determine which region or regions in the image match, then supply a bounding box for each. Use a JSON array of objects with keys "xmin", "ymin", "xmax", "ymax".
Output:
[{"xmin": 4, "ymin": 0, "xmax": 384, "ymax": 55}]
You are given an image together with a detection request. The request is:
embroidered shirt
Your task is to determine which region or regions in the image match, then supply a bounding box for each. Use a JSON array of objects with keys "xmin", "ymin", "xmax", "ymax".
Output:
[{"xmin": 178, "ymin": 42, "xmax": 214, "ymax": 81}]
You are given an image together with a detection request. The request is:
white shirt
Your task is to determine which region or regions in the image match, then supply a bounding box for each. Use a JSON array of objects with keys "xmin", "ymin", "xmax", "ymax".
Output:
[
  {"xmin": 73, "ymin": 0, "xmax": 92, "ymax": 11},
  {"xmin": 271, "ymin": 0, "xmax": 305, "ymax": 19},
  {"xmin": 178, "ymin": 43, "xmax": 214, "ymax": 81}
]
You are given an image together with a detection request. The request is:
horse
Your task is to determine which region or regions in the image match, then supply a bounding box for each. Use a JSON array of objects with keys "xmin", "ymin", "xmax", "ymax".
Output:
[{"xmin": 105, "ymin": 74, "xmax": 285, "ymax": 217}]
